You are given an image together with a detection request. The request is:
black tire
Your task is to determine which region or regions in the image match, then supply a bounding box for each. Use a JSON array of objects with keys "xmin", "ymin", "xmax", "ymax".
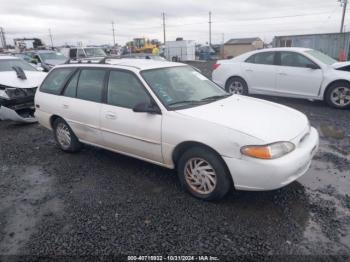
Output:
[
  {"xmin": 53, "ymin": 118, "xmax": 82, "ymax": 152},
  {"xmin": 225, "ymin": 77, "xmax": 248, "ymax": 95},
  {"xmin": 177, "ymin": 147, "xmax": 232, "ymax": 201},
  {"xmin": 325, "ymin": 82, "xmax": 350, "ymax": 109}
]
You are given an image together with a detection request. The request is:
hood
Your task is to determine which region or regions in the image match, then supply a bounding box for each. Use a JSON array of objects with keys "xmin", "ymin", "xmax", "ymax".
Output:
[
  {"xmin": 176, "ymin": 96, "xmax": 308, "ymax": 143},
  {"xmin": 0, "ymin": 71, "xmax": 47, "ymax": 88},
  {"xmin": 43, "ymin": 59, "xmax": 66, "ymax": 66},
  {"xmin": 331, "ymin": 61, "xmax": 350, "ymax": 70}
]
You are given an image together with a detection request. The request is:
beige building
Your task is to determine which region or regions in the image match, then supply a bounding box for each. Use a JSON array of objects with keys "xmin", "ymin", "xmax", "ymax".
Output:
[{"xmin": 223, "ymin": 37, "xmax": 264, "ymax": 58}]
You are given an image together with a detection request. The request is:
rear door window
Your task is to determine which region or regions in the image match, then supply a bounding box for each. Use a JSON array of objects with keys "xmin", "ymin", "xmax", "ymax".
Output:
[
  {"xmin": 246, "ymin": 52, "xmax": 275, "ymax": 65},
  {"xmin": 63, "ymin": 70, "xmax": 79, "ymax": 98},
  {"xmin": 40, "ymin": 68, "xmax": 74, "ymax": 94},
  {"xmin": 76, "ymin": 69, "xmax": 106, "ymax": 103}
]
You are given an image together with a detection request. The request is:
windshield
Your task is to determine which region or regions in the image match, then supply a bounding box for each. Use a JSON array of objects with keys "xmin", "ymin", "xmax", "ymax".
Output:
[
  {"xmin": 0, "ymin": 59, "xmax": 37, "ymax": 72},
  {"xmin": 39, "ymin": 52, "xmax": 67, "ymax": 62},
  {"xmin": 305, "ymin": 50, "xmax": 337, "ymax": 65},
  {"xmin": 141, "ymin": 66, "xmax": 229, "ymax": 109},
  {"xmin": 84, "ymin": 48, "xmax": 106, "ymax": 57}
]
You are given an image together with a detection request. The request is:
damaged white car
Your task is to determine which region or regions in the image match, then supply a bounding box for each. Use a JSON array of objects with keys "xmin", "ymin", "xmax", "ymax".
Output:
[{"xmin": 0, "ymin": 56, "xmax": 46, "ymax": 123}]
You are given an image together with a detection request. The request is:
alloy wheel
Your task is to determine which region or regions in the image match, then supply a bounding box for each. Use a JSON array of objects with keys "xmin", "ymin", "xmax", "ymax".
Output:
[
  {"xmin": 330, "ymin": 86, "xmax": 350, "ymax": 107},
  {"xmin": 228, "ymin": 81, "xmax": 244, "ymax": 94}
]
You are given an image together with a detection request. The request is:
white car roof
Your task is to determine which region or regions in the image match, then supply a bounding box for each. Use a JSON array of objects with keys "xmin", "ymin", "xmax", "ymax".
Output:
[{"xmin": 55, "ymin": 58, "xmax": 185, "ymax": 71}]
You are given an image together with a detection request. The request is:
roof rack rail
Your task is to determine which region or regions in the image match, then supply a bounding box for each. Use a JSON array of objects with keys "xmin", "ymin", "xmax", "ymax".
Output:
[
  {"xmin": 98, "ymin": 56, "xmax": 121, "ymax": 64},
  {"xmin": 64, "ymin": 58, "xmax": 102, "ymax": 64}
]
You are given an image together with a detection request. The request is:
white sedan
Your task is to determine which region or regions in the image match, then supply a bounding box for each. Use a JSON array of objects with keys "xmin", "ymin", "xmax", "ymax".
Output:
[
  {"xmin": 35, "ymin": 59, "xmax": 319, "ymax": 200},
  {"xmin": 212, "ymin": 47, "xmax": 350, "ymax": 109}
]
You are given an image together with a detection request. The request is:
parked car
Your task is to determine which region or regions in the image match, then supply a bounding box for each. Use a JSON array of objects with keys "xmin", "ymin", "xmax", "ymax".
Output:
[
  {"xmin": 120, "ymin": 53, "xmax": 166, "ymax": 61},
  {"xmin": 13, "ymin": 53, "xmax": 44, "ymax": 71},
  {"xmin": 212, "ymin": 47, "xmax": 350, "ymax": 109},
  {"xmin": 24, "ymin": 50, "xmax": 68, "ymax": 72},
  {"xmin": 60, "ymin": 47, "xmax": 107, "ymax": 63},
  {"xmin": 0, "ymin": 56, "xmax": 46, "ymax": 122},
  {"xmin": 35, "ymin": 59, "xmax": 319, "ymax": 200}
]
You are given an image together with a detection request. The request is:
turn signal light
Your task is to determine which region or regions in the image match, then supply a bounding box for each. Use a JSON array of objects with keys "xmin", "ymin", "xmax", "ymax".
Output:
[{"xmin": 241, "ymin": 142, "xmax": 295, "ymax": 160}]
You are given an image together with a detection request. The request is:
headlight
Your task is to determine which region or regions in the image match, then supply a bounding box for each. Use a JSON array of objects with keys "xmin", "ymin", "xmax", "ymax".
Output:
[{"xmin": 241, "ymin": 142, "xmax": 295, "ymax": 160}]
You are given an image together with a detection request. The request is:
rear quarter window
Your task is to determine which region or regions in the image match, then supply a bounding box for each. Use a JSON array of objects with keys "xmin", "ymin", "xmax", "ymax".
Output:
[{"xmin": 40, "ymin": 68, "xmax": 75, "ymax": 95}]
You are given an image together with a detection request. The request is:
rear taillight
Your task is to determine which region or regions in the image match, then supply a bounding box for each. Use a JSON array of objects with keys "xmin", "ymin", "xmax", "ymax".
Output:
[{"xmin": 213, "ymin": 63, "xmax": 221, "ymax": 70}]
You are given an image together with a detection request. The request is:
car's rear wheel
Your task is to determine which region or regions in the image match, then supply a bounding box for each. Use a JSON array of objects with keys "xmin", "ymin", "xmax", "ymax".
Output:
[
  {"xmin": 177, "ymin": 147, "xmax": 232, "ymax": 201},
  {"xmin": 53, "ymin": 118, "xmax": 82, "ymax": 152},
  {"xmin": 225, "ymin": 77, "xmax": 248, "ymax": 95},
  {"xmin": 325, "ymin": 82, "xmax": 350, "ymax": 109}
]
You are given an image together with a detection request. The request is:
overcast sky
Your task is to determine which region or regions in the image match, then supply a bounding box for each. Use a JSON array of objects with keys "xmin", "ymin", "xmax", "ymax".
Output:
[{"xmin": 0, "ymin": 0, "xmax": 349, "ymax": 46}]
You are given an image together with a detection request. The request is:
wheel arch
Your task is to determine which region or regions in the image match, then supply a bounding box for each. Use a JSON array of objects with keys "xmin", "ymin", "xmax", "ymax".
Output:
[
  {"xmin": 323, "ymin": 79, "xmax": 350, "ymax": 99},
  {"xmin": 49, "ymin": 114, "xmax": 63, "ymax": 129},
  {"xmin": 172, "ymin": 141, "xmax": 233, "ymax": 185}
]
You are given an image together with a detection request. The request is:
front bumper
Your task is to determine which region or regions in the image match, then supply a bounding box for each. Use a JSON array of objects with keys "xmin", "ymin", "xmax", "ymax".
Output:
[
  {"xmin": 0, "ymin": 106, "xmax": 37, "ymax": 123},
  {"xmin": 223, "ymin": 127, "xmax": 319, "ymax": 191}
]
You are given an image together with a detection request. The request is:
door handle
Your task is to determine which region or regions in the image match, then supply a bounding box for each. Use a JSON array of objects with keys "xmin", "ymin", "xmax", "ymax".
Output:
[
  {"xmin": 278, "ymin": 72, "xmax": 287, "ymax": 76},
  {"xmin": 62, "ymin": 104, "xmax": 69, "ymax": 109},
  {"xmin": 245, "ymin": 69, "xmax": 253, "ymax": 72},
  {"xmin": 105, "ymin": 112, "xmax": 117, "ymax": 120}
]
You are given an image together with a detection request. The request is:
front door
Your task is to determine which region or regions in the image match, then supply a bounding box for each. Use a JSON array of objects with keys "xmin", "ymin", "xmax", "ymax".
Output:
[
  {"xmin": 275, "ymin": 51, "xmax": 323, "ymax": 98},
  {"xmin": 100, "ymin": 70, "xmax": 163, "ymax": 163}
]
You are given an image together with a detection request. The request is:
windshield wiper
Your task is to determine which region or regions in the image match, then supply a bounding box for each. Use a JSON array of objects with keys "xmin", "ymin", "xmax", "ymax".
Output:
[
  {"xmin": 168, "ymin": 100, "xmax": 205, "ymax": 107},
  {"xmin": 201, "ymin": 94, "xmax": 232, "ymax": 101}
]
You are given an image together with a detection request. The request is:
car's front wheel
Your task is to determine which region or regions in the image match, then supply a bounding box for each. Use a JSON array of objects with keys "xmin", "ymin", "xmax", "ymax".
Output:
[
  {"xmin": 325, "ymin": 82, "xmax": 350, "ymax": 109},
  {"xmin": 177, "ymin": 147, "xmax": 232, "ymax": 201},
  {"xmin": 225, "ymin": 77, "xmax": 248, "ymax": 95},
  {"xmin": 53, "ymin": 118, "xmax": 82, "ymax": 152}
]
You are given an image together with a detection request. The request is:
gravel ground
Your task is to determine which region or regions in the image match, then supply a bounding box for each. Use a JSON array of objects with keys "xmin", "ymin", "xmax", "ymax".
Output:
[{"xmin": 0, "ymin": 61, "xmax": 350, "ymax": 261}]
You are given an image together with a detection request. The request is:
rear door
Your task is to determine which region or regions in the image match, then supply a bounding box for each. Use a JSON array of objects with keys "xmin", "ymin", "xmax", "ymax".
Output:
[
  {"xmin": 100, "ymin": 69, "xmax": 163, "ymax": 163},
  {"xmin": 275, "ymin": 51, "xmax": 323, "ymax": 97},
  {"xmin": 241, "ymin": 51, "xmax": 277, "ymax": 94},
  {"xmin": 35, "ymin": 68, "xmax": 75, "ymax": 128},
  {"xmin": 60, "ymin": 68, "xmax": 106, "ymax": 145}
]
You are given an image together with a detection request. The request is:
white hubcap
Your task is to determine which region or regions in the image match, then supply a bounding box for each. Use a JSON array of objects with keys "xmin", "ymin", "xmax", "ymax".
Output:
[
  {"xmin": 184, "ymin": 158, "xmax": 217, "ymax": 195},
  {"xmin": 331, "ymin": 87, "xmax": 350, "ymax": 107},
  {"xmin": 56, "ymin": 122, "xmax": 71, "ymax": 148}
]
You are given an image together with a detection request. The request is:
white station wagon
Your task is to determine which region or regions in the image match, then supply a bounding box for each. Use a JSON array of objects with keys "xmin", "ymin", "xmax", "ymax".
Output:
[{"xmin": 35, "ymin": 59, "xmax": 319, "ymax": 200}]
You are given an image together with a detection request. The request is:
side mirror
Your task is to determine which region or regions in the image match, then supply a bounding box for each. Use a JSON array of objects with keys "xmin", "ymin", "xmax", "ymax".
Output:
[
  {"xmin": 133, "ymin": 102, "xmax": 161, "ymax": 114},
  {"xmin": 31, "ymin": 59, "xmax": 38, "ymax": 65},
  {"xmin": 306, "ymin": 64, "xmax": 319, "ymax": 70}
]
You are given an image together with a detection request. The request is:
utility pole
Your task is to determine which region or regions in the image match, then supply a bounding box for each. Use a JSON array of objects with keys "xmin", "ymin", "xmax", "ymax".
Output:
[
  {"xmin": 209, "ymin": 11, "xmax": 212, "ymax": 46},
  {"xmin": 0, "ymin": 27, "xmax": 6, "ymax": 49},
  {"xmin": 162, "ymin": 12, "xmax": 166, "ymax": 44},
  {"xmin": 112, "ymin": 21, "xmax": 116, "ymax": 46},
  {"xmin": 221, "ymin": 33, "xmax": 225, "ymax": 59},
  {"xmin": 340, "ymin": 0, "xmax": 348, "ymax": 33},
  {"xmin": 48, "ymin": 28, "xmax": 54, "ymax": 49}
]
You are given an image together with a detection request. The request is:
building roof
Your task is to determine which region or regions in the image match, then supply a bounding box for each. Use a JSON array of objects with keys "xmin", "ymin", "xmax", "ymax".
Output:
[
  {"xmin": 225, "ymin": 37, "xmax": 262, "ymax": 45},
  {"xmin": 274, "ymin": 32, "xmax": 350, "ymax": 38}
]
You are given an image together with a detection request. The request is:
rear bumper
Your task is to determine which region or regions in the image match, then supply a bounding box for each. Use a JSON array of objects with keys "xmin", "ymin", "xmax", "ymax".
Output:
[{"xmin": 223, "ymin": 127, "xmax": 319, "ymax": 191}]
